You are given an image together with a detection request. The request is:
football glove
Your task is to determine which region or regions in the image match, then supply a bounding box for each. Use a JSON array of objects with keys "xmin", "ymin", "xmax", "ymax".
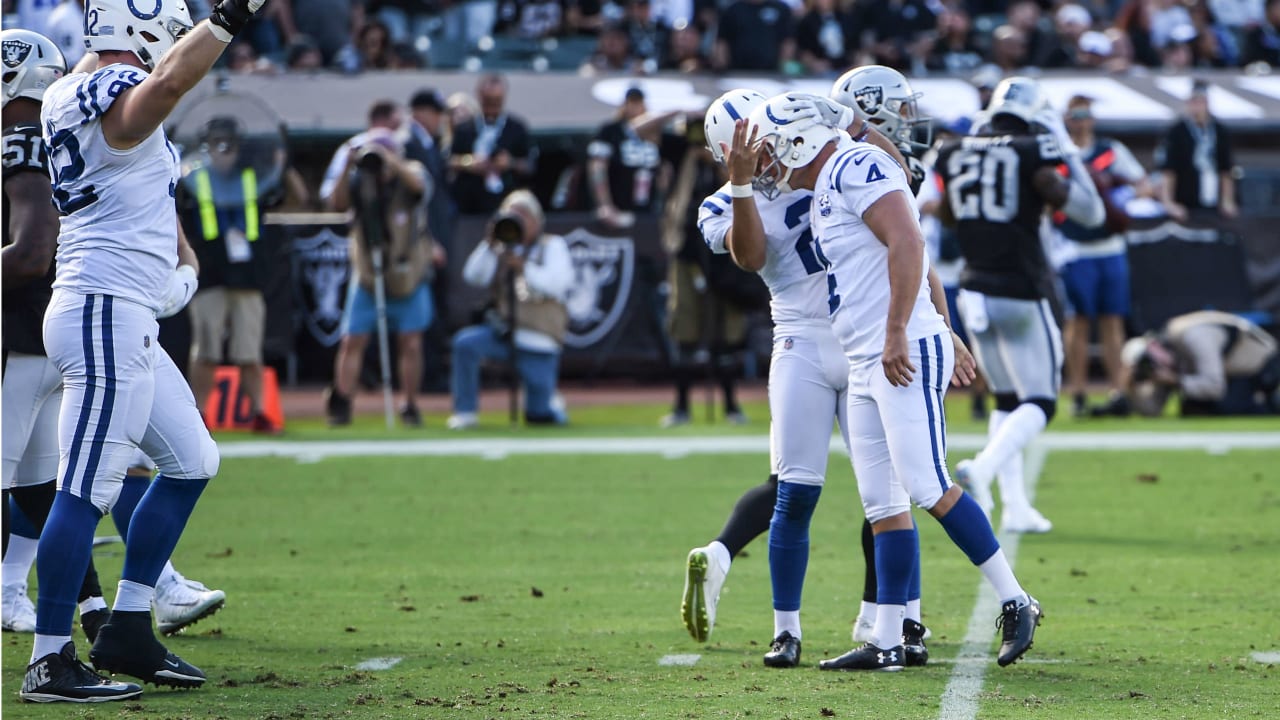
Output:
[
  {"xmin": 780, "ymin": 95, "xmax": 855, "ymax": 131},
  {"xmin": 157, "ymin": 265, "xmax": 198, "ymax": 319},
  {"xmin": 210, "ymin": 0, "xmax": 269, "ymax": 43},
  {"xmin": 1032, "ymin": 107, "xmax": 1078, "ymax": 156}
]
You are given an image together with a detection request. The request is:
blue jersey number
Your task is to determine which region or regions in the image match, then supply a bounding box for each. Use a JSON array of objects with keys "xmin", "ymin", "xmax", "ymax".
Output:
[
  {"xmin": 784, "ymin": 198, "xmax": 823, "ymax": 276},
  {"xmin": 47, "ymin": 129, "xmax": 99, "ymax": 215}
]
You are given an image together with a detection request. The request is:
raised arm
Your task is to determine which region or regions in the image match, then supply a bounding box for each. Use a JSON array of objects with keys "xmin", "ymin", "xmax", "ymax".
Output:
[{"xmin": 722, "ymin": 119, "xmax": 767, "ymax": 272}]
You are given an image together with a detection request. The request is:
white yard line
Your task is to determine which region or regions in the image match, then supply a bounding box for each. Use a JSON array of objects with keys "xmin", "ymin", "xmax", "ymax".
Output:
[
  {"xmin": 354, "ymin": 657, "xmax": 403, "ymax": 671},
  {"xmin": 657, "ymin": 654, "xmax": 701, "ymax": 666},
  {"xmin": 937, "ymin": 444, "xmax": 1048, "ymax": 720},
  {"xmin": 219, "ymin": 432, "xmax": 1280, "ymax": 461}
]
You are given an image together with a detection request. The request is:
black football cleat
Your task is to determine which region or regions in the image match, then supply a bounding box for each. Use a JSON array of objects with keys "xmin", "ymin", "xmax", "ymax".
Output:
[
  {"xmin": 996, "ymin": 597, "xmax": 1043, "ymax": 667},
  {"xmin": 89, "ymin": 610, "xmax": 206, "ymax": 688},
  {"xmin": 763, "ymin": 631, "xmax": 801, "ymax": 668},
  {"xmin": 20, "ymin": 642, "xmax": 142, "ymax": 703},
  {"xmin": 903, "ymin": 619, "xmax": 929, "ymax": 667},
  {"xmin": 80, "ymin": 608, "xmax": 111, "ymax": 645},
  {"xmin": 819, "ymin": 643, "xmax": 906, "ymax": 672}
]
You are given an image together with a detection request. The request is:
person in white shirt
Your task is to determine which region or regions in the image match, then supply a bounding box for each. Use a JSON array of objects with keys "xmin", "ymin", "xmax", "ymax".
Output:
[
  {"xmin": 747, "ymin": 92, "xmax": 1042, "ymax": 672},
  {"xmin": 41, "ymin": 0, "xmax": 85, "ymax": 67}
]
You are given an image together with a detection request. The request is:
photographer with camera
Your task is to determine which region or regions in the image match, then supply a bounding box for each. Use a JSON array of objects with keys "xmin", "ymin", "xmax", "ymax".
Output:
[
  {"xmin": 448, "ymin": 190, "xmax": 574, "ymax": 429},
  {"xmin": 324, "ymin": 129, "xmax": 434, "ymax": 427}
]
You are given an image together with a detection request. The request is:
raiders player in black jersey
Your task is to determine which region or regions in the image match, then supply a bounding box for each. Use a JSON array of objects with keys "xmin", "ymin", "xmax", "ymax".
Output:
[
  {"xmin": 932, "ymin": 76, "xmax": 1105, "ymax": 534},
  {"xmin": 2, "ymin": 28, "xmax": 138, "ymax": 702}
]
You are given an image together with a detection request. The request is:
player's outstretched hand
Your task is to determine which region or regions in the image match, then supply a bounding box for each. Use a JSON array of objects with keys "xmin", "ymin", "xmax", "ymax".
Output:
[
  {"xmin": 882, "ymin": 329, "xmax": 917, "ymax": 387},
  {"xmin": 721, "ymin": 118, "xmax": 761, "ymax": 188},
  {"xmin": 1032, "ymin": 107, "xmax": 1077, "ymax": 155},
  {"xmin": 950, "ymin": 330, "xmax": 977, "ymax": 387},
  {"xmin": 780, "ymin": 94, "xmax": 853, "ymax": 130},
  {"xmin": 210, "ymin": 0, "xmax": 270, "ymax": 42}
]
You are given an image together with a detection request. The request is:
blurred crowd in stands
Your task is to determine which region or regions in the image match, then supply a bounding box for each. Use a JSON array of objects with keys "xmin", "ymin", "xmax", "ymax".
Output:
[{"xmin": 7, "ymin": 0, "xmax": 1280, "ymax": 77}]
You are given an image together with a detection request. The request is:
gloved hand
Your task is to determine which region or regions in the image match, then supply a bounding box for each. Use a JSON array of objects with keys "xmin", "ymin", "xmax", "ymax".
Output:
[
  {"xmin": 905, "ymin": 154, "xmax": 927, "ymax": 195},
  {"xmin": 780, "ymin": 94, "xmax": 855, "ymax": 131},
  {"xmin": 1032, "ymin": 106, "xmax": 1078, "ymax": 156},
  {"xmin": 210, "ymin": 0, "xmax": 269, "ymax": 43},
  {"xmin": 157, "ymin": 265, "xmax": 198, "ymax": 319}
]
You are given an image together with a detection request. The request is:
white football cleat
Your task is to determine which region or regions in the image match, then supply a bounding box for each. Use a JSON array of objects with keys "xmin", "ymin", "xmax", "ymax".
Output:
[
  {"xmin": 1001, "ymin": 506, "xmax": 1053, "ymax": 534},
  {"xmin": 2, "ymin": 582, "xmax": 37, "ymax": 633},
  {"xmin": 955, "ymin": 460, "xmax": 995, "ymax": 519},
  {"xmin": 446, "ymin": 412, "xmax": 479, "ymax": 430},
  {"xmin": 681, "ymin": 546, "xmax": 729, "ymax": 643},
  {"xmin": 153, "ymin": 572, "xmax": 226, "ymax": 635}
]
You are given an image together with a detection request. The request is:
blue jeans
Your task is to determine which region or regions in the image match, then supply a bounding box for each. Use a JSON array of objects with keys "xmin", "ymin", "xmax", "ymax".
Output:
[{"xmin": 451, "ymin": 325, "xmax": 564, "ymax": 423}]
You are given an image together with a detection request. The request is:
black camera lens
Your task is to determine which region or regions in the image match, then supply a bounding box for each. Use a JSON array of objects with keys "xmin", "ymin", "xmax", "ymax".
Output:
[{"xmin": 493, "ymin": 213, "xmax": 524, "ymax": 245}]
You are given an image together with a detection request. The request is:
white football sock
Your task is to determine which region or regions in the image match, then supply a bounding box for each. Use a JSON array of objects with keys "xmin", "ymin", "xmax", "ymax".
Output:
[
  {"xmin": 858, "ymin": 600, "xmax": 876, "ymax": 621},
  {"xmin": 79, "ymin": 596, "xmax": 108, "ymax": 614},
  {"xmin": 873, "ymin": 604, "xmax": 905, "ymax": 649},
  {"xmin": 973, "ymin": 404, "xmax": 1046, "ymax": 482},
  {"xmin": 774, "ymin": 610, "xmax": 801, "ymax": 640},
  {"xmin": 2, "ymin": 534, "xmax": 39, "ymax": 586},
  {"xmin": 996, "ymin": 448, "xmax": 1031, "ymax": 514},
  {"xmin": 31, "ymin": 634, "xmax": 72, "ymax": 664},
  {"xmin": 112, "ymin": 580, "xmax": 153, "ymax": 613},
  {"xmin": 978, "ymin": 549, "xmax": 1028, "ymax": 607},
  {"xmin": 906, "ymin": 599, "xmax": 922, "ymax": 624}
]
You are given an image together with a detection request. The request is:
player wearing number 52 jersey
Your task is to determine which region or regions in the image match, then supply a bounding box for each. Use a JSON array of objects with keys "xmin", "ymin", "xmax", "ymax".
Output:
[
  {"xmin": 747, "ymin": 92, "xmax": 1038, "ymax": 672},
  {"xmin": 23, "ymin": 0, "xmax": 269, "ymax": 705},
  {"xmin": 931, "ymin": 77, "xmax": 1105, "ymax": 535}
]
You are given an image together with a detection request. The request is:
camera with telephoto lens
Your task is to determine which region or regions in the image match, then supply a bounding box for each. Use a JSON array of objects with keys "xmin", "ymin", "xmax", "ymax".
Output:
[{"xmin": 491, "ymin": 211, "xmax": 525, "ymax": 246}]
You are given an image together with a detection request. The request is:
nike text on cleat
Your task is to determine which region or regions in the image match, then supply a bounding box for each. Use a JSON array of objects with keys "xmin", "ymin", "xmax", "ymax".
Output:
[
  {"xmin": 20, "ymin": 642, "xmax": 142, "ymax": 703},
  {"xmin": 89, "ymin": 610, "xmax": 206, "ymax": 688},
  {"xmin": 996, "ymin": 596, "xmax": 1043, "ymax": 667},
  {"xmin": 680, "ymin": 547, "xmax": 727, "ymax": 643},
  {"xmin": 154, "ymin": 573, "xmax": 225, "ymax": 635},
  {"xmin": 819, "ymin": 642, "xmax": 906, "ymax": 672},
  {"xmin": 2, "ymin": 582, "xmax": 37, "ymax": 633},
  {"xmin": 763, "ymin": 631, "xmax": 801, "ymax": 668},
  {"xmin": 902, "ymin": 619, "xmax": 929, "ymax": 667}
]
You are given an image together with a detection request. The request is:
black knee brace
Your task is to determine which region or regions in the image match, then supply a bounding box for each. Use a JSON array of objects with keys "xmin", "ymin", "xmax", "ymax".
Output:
[
  {"xmin": 1025, "ymin": 397, "xmax": 1058, "ymax": 423},
  {"xmin": 994, "ymin": 393, "xmax": 1020, "ymax": 413}
]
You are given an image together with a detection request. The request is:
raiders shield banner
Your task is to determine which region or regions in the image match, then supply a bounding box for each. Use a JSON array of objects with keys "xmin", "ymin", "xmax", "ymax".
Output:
[
  {"xmin": 290, "ymin": 226, "xmax": 351, "ymax": 347},
  {"xmin": 562, "ymin": 229, "xmax": 635, "ymax": 349}
]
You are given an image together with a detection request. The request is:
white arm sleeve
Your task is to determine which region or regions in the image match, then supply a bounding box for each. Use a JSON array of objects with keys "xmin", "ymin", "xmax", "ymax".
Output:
[
  {"xmin": 1059, "ymin": 150, "xmax": 1106, "ymax": 228},
  {"xmin": 462, "ymin": 240, "xmax": 500, "ymax": 288},
  {"xmin": 523, "ymin": 234, "xmax": 575, "ymax": 303}
]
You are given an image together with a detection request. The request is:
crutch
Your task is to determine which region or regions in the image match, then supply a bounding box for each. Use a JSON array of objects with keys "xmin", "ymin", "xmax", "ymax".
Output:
[{"xmin": 370, "ymin": 245, "xmax": 396, "ymax": 431}]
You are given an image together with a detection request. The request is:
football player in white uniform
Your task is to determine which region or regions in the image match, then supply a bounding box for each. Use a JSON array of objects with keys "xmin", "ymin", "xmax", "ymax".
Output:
[
  {"xmin": 23, "ymin": 0, "xmax": 268, "ymax": 703},
  {"xmin": 748, "ymin": 93, "xmax": 1042, "ymax": 672},
  {"xmin": 681, "ymin": 86, "xmax": 971, "ymax": 668}
]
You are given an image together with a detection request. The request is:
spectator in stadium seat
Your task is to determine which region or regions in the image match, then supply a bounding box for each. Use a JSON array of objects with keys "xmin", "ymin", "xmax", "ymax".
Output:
[
  {"xmin": 857, "ymin": 0, "xmax": 938, "ymax": 70},
  {"xmin": 43, "ymin": 0, "xmax": 86, "ymax": 67},
  {"xmin": 1156, "ymin": 22, "xmax": 1198, "ymax": 69},
  {"xmin": 989, "ymin": 24, "xmax": 1031, "ymax": 71},
  {"xmin": 714, "ymin": 0, "xmax": 796, "ymax": 72},
  {"xmin": 448, "ymin": 74, "xmax": 536, "ymax": 214},
  {"xmin": 495, "ymin": 0, "xmax": 566, "ymax": 38},
  {"xmin": 662, "ymin": 23, "xmax": 711, "ymax": 72},
  {"xmin": 795, "ymin": 0, "xmax": 856, "ymax": 75},
  {"xmin": 297, "ymin": 0, "xmax": 365, "ymax": 65},
  {"xmin": 1155, "ymin": 79, "xmax": 1238, "ymax": 221},
  {"xmin": 1121, "ymin": 311, "xmax": 1279, "ymax": 416},
  {"xmin": 567, "ymin": 0, "xmax": 608, "ymax": 34},
  {"xmin": 581, "ymin": 23, "xmax": 641, "ymax": 74},
  {"xmin": 1076, "ymin": 29, "xmax": 1115, "ymax": 68},
  {"xmin": 1241, "ymin": 0, "xmax": 1280, "ymax": 67},
  {"xmin": 337, "ymin": 18, "xmax": 394, "ymax": 72},
  {"xmin": 925, "ymin": 5, "xmax": 984, "ymax": 73},
  {"xmin": 286, "ymin": 36, "xmax": 325, "ymax": 71},
  {"xmin": 1038, "ymin": 3, "xmax": 1093, "ymax": 68},
  {"xmin": 623, "ymin": 0, "xmax": 670, "ymax": 71},
  {"xmin": 1006, "ymin": 0, "xmax": 1056, "ymax": 67}
]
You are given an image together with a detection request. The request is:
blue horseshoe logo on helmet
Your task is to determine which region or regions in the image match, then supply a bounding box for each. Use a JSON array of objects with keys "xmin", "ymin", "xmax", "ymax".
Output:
[
  {"xmin": 764, "ymin": 105, "xmax": 793, "ymax": 126},
  {"xmin": 128, "ymin": 0, "xmax": 164, "ymax": 20}
]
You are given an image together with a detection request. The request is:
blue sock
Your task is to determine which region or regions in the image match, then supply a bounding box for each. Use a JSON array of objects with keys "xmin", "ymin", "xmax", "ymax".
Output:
[
  {"xmin": 119, "ymin": 474, "xmax": 208, "ymax": 587},
  {"xmin": 768, "ymin": 482, "xmax": 821, "ymax": 612},
  {"xmin": 937, "ymin": 492, "xmax": 1001, "ymax": 566},
  {"xmin": 908, "ymin": 519, "xmax": 922, "ymax": 603},
  {"xmin": 34, "ymin": 492, "xmax": 101, "ymax": 636},
  {"xmin": 111, "ymin": 473, "xmax": 150, "ymax": 541},
  {"xmin": 9, "ymin": 495, "xmax": 39, "ymax": 539},
  {"xmin": 873, "ymin": 527, "xmax": 918, "ymax": 607}
]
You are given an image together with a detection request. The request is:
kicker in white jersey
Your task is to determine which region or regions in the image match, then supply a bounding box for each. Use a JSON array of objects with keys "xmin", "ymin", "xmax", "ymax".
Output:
[
  {"xmin": 810, "ymin": 138, "xmax": 948, "ymax": 361},
  {"xmin": 41, "ymin": 64, "xmax": 181, "ymax": 312},
  {"xmin": 697, "ymin": 184, "xmax": 831, "ymax": 332}
]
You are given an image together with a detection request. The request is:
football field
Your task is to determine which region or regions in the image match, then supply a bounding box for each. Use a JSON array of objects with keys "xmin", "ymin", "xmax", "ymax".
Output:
[{"xmin": 4, "ymin": 399, "xmax": 1279, "ymax": 719}]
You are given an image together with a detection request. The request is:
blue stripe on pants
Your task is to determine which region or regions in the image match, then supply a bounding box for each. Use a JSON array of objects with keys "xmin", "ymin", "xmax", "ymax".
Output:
[
  {"xmin": 61, "ymin": 295, "xmax": 98, "ymax": 495},
  {"xmin": 919, "ymin": 338, "xmax": 948, "ymax": 493},
  {"xmin": 933, "ymin": 333, "xmax": 947, "ymax": 457},
  {"xmin": 77, "ymin": 296, "xmax": 116, "ymax": 501}
]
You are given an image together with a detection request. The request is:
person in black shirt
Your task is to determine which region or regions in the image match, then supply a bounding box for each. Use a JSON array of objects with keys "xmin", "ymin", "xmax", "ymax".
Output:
[
  {"xmin": 1242, "ymin": 0, "xmax": 1280, "ymax": 68},
  {"xmin": 586, "ymin": 87, "xmax": 679, "ymax": 227},
  {"xmin": 1155, "ymin": 80, "xmax": 1238, "ymax": 222},
  {"xmin": 933, "ymin": 77, "xmax": 1104, "ymax": 534},
  {"xmin": 714, "ymin": 0, "xmax": 795, "ymax": 72},
  {"xmin": 795, "ymin": 0, "xmax": 855, "ymax": 74},
  {"xmin": 448, "ymin": 74, "xmax": 535, "ymax": 215}
]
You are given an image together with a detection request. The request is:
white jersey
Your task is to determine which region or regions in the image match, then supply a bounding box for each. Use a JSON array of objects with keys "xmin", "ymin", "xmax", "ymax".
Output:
[
  {"xmin": 811, "ymin": 138, "xmax": 948, "ymax": 362},
  {"xmin": 697, "ymin": 183, "xmax": 830, "ymax": 333},
  {"xmin": 42, "ymin": 65, "xmax": 181, "ymax": 312}
]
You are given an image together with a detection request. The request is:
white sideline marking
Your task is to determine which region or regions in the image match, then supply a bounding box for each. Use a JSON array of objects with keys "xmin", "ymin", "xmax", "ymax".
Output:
[
  {"xmin": 218, "ymin": 432, "xmax": 1280, "ymax": 462},
  {"xmin": 354, "ymin": 657, "xmax": 403, "ymax": 671},
  {"xmin": 658, "ymin": 654, "xmax": 701, "ymax": 667},
  {"xmin": 1251, "ymin": 651, "xmax": 1280, "ymax": 664},
  {"xmin": 937, "ymin": 444, "xmax": 1047, "ymax": 720}
]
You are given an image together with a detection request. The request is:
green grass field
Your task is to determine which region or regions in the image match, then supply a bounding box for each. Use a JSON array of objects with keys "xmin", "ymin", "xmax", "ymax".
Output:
[{"xmin": 4, "ymin": 398, "xmax": 1279, "ymax": 719}]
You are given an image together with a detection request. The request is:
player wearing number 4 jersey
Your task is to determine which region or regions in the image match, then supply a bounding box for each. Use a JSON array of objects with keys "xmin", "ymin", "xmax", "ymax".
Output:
[
  {"xmin": 931, "ymin": 77, "xmax": 1105, "ymax": 534},
  {"xmin": 748, "ymin": 92, "xmax": 1041, "ymax": 672},
  {"xmin": 22, "ymin": 0, "xmax": 269, "ymax": 705}
]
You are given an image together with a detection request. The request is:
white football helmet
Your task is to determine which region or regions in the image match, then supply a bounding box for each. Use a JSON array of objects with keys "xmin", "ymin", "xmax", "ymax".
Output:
[
  {"xmin": 748, "ymin": 92, "xmax": 840, "ymax": 200},
  {"xmin": 1, "ymin": 29, "xmax": 67, "ymax": 107},
  {"xmin": 85, "ymin": 0, "xmax": 194, "ymax": 70},
  {"xmin": 704, "ymin": 88, "xmax": 766, "ymax": 165},
  {"xmin": 830, "ymin": 64, "xmax": 930, "ymax": 153},
  {"xmin": 986, "ymin": 76, "xmax": 1048, "ymax": 126}
]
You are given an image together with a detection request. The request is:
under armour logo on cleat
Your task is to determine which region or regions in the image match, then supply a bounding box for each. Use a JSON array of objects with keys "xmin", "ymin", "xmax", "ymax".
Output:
[{"xmin": 877, "ymin": 651, "xmax": 898, "ymax": 664}]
